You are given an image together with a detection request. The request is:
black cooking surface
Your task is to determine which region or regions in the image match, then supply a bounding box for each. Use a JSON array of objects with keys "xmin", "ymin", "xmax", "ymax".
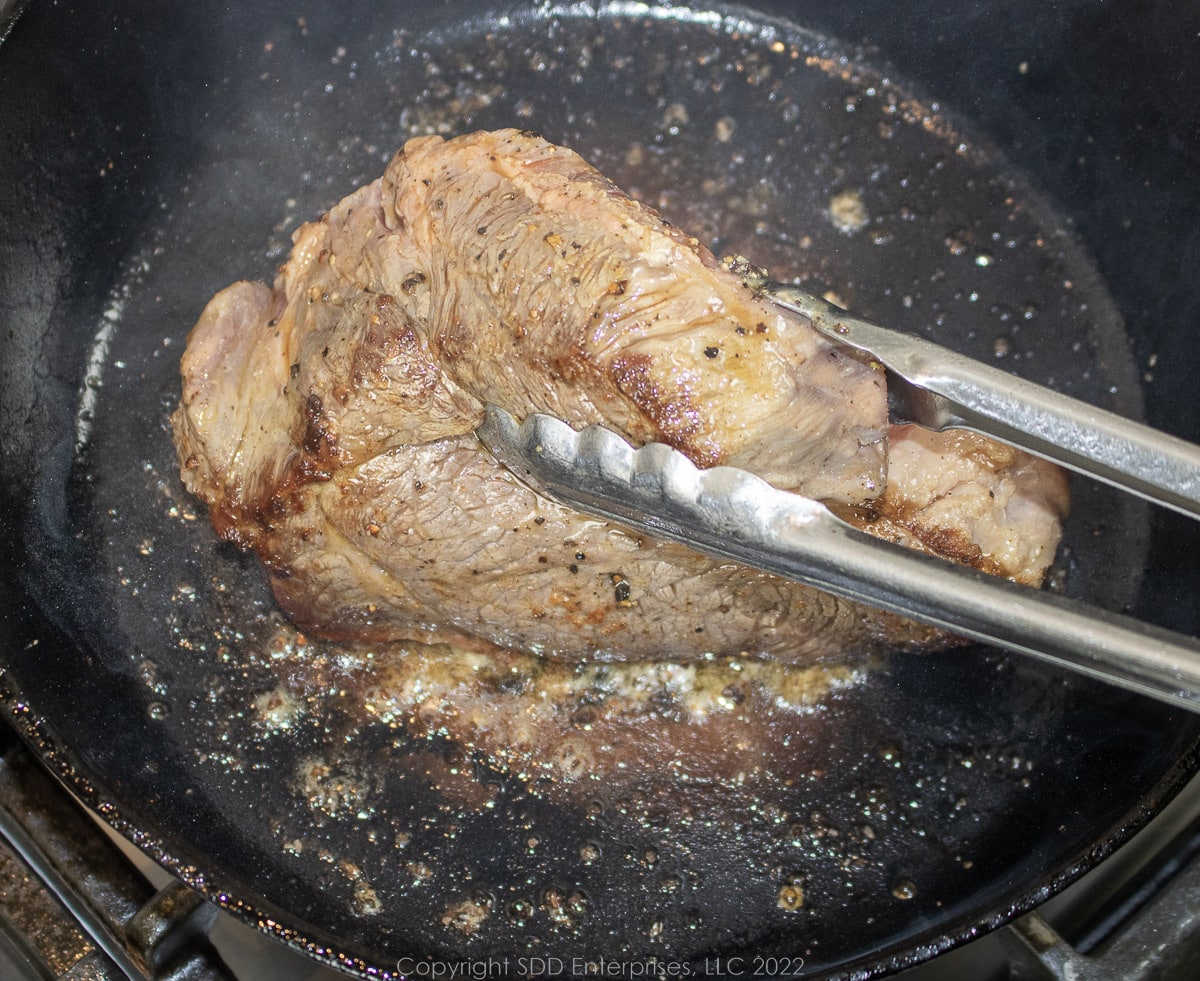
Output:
[{"xmin": 2, "ymin": 1, "xmax": 1199, "ymax": 978}]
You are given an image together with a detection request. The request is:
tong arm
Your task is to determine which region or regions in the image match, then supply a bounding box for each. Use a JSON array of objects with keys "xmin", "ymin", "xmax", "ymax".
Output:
[
  {"xmin": 755, "ymin": 278, "xmax": 1200, "ymax": 520},
  {"xmin": 477, "ymin": 406, "xmax": 1200, "ymax": 714}
]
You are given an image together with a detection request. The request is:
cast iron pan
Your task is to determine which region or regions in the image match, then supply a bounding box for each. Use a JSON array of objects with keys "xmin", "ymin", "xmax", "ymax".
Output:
[{"xmin": 3, "ymin": 0, "xmax": 1200, "ymax": 977}]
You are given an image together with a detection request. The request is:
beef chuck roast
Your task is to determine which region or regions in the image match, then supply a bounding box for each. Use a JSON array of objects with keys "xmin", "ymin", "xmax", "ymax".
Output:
[{"xmin": 172, "ymin": 129, "xmax": 1067, "ymax": 662}]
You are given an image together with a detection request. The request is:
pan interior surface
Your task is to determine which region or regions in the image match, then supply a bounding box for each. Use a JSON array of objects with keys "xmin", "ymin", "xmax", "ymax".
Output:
[{"xmin": 2, "ymin": 1, "xmax": 1198, "ymax": 978}]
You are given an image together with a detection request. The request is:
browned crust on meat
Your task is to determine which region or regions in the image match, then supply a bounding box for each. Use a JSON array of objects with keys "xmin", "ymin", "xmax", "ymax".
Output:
[{"xmin": 608, "ymin": 352, "xmax": 712, "ymax": 466}]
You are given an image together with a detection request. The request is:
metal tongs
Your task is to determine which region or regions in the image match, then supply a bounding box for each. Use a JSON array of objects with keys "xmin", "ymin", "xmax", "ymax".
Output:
[{"xmin": 475, "ymin": 269, "xmax": 1200, "ymax": 713}]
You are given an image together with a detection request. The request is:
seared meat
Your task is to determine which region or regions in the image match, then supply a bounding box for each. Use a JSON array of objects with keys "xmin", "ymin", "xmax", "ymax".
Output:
[
  {"xmin": 856, "ymin": 426, "xmax": 1069, "ymax": 582},
  {"xmin": 173, "ymin": 129, "xmax": 1067, "ymax": 663}
]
